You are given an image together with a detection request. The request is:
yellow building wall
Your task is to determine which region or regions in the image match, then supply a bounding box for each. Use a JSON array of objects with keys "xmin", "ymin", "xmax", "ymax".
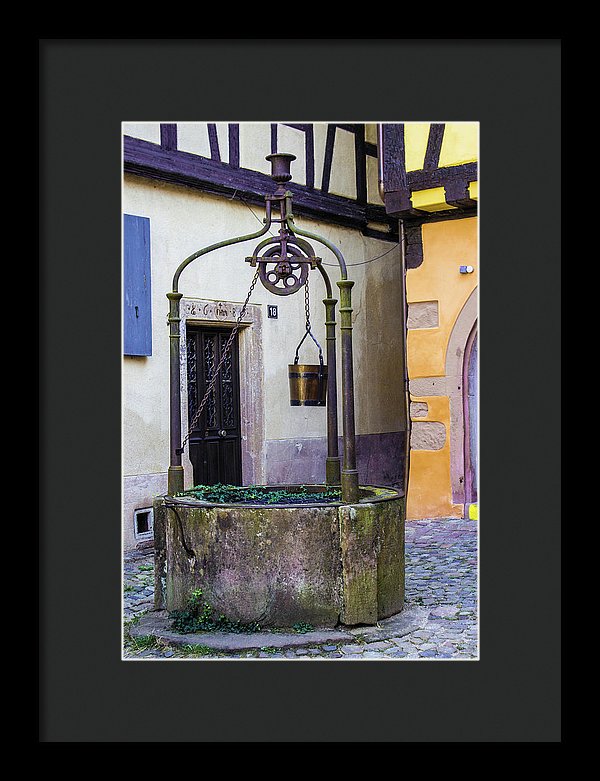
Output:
[
  {"xmin": 403, "ymin": 122, "xmax": 478, "ymax": 213},
  {"xmin": 406, "ymin": 217, "xmax": 478, "ymax": 519},
  {"xmin": 404, "ymin": 122, "xmax": 478, "ymax": 172}
]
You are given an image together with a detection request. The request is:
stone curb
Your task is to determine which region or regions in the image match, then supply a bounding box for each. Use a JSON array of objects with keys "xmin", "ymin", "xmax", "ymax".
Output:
[
  {"xmin": 128, "ymin": 605, "xmax": 430, "ymax": 652},
  {"xmin": 347, "ymin": 606, "xmax": 430, "ymax": 641},
  {"xmin": 129, "ymin": 611, "xmax": 355, "ymax": 651}
]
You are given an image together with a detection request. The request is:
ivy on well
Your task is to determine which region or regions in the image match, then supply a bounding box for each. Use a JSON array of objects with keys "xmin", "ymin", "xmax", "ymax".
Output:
[
  {"xmin": 176, "ymin": 483, "xmax": 342, "ymax": 505},
  {"xmin": 169, "ymin": 590, "xmax": 317, "ymax": 636},
  {"xmin": 170, "ymin": 589, "xmax": 262, "ymax": 634}
]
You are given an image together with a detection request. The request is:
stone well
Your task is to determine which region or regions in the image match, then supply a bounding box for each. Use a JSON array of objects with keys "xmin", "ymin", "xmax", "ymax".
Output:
[{"xmin": 153, "ymin": 485, "xmax": 405, "ymax": 628}]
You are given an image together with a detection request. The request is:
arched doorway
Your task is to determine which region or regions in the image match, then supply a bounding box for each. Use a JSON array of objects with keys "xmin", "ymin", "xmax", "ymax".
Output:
[
  {"xmin": 445, "ymin": 288, "xmax": 477, "ymax": 515},
  {"xmin": 463, "ymin": 325, "xmax": 478, "ymax": 505}
]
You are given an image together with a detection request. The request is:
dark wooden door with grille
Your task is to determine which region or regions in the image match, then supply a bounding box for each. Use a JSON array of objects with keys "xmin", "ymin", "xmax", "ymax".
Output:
[{"xmin": 186, "ymin": 327, "xmax": 242, "ymax": 486}]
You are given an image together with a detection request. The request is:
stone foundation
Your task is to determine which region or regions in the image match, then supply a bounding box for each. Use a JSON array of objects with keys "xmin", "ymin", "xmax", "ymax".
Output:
[
  {"xmin": 153, "ymin": 486, "xmax": 405, "ymax": 628},
  {"xmin": 265, "ymin": 432, "xmax": 407, "ymax": 489}
]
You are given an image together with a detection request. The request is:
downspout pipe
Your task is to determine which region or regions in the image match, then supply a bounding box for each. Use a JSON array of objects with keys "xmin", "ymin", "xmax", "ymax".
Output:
[
  {"xmin": 377, "ymin": 124, "xmax": 411, "ymax": 502},
  {"xmin": 398, "ymin": 221, "xmax": 411, "ymax": 503},
  {"xmin": 377, "ymin": 122, "xmax": 386, "ymax": 204}
]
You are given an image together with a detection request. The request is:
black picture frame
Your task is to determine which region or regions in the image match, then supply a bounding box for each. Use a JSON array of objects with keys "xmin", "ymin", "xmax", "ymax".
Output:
[{"xmin": 40, "ymin": 38, "xmax": 561, "ymax": 743}]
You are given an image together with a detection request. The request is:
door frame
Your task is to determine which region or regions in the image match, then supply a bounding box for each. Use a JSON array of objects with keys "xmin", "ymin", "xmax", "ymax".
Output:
[
  {"xmin": 445, "ymin": 287, "xmax": 478, "ymax": 512},
  {"xmin": 462, "ymin": 324, "xmax": 478, "ymax": 505},
  {"xmin": 179, "ymin": 297, "xmax": 266, "ymax": 488},
  {"xmin": 186, "ymin": 324, "xmax": 243, "ymax": 486}
]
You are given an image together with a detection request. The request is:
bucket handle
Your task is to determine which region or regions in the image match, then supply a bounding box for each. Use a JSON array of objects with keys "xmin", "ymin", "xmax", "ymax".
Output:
[
  {"xmin": 293, "ymin": 328, "xmax": 326, "ymax": 401},
  {"xmin": 293, "ymin": 327, "xmax": 324, "ymax": 367}
]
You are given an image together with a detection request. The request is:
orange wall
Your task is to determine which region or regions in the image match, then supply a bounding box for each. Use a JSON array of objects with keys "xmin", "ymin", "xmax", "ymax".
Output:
[{"xmin": 406, "ymin": 217, "xmax": 478, "ymax": 519}]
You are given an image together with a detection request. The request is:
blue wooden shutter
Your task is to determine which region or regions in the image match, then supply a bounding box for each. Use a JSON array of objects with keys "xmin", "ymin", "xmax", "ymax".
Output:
[{"xmin": 124, "ymin": 214, "xmax": 152, "ymax": 356}]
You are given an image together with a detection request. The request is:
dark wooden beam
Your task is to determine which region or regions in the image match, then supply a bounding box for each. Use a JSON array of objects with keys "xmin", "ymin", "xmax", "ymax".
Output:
[
  {"xmin": 354, "ymin": 124, "xmax": 367, "ymax": 204},
  {"xmin": 207, "ymin": 124, "xmax": 220, "ymax": 162},
  {"xmin": 385, "ymin": 190, "xmax": 417, "ymax": 215},
  {"xmin": 228, "ymin": 124, "xmax": 239, "ymax": 168},
  {"xmin": 305, "ymin": 125, "xmax": 315, "ymax": 189},
  {"xmin": 382, "ymin": 124, "xmax": 407, "ymax": 192},
  {"xmin": 404, "ymin": 223, "xmax": 424, "ymax": 269},
  {"xmin": 423, "ymin": 123, "xmax": 445, "ymax": 171},
  {"xmin": 321, "ymin": 124, "xmax": 336, "ymax": 195},
  {"xmin": 444, "ymin": 178, "xmax": 477, "ymax": 210},
  {"xmin": 270, "ymin": 123, "xmax": 277, "ymax": 154},
  {"xmin": 123, "ymin": 136, "xmax": 397, "ymax": 236},
  {"xmin": 160, "ymin": 124, "xmax": 177, "ymax": 151},
  {"xmin": 407, "ymin": 162, "xmax": 478, "ymax": 189},
  {"xmin": 382, "ymin": 124, "xmax": 412, "ymax": 214}
]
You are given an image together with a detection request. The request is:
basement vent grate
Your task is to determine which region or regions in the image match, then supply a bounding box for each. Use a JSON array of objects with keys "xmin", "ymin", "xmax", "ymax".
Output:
[{"xmin": 134, "ymin": 508, "xmax": 154, "ymax": 540}]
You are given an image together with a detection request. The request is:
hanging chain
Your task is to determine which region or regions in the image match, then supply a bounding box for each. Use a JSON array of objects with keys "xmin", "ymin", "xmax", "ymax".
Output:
[
  {"xmin": 293, "ymin": 274, "xmax": 323, "ymax": 365},
  {"xmin": 179, "ymin": 268, "xmax": 260, "ymax": 453},
  {"xmin": 304, "ymin": 276, "xmax": 311, "ymax": 333}
]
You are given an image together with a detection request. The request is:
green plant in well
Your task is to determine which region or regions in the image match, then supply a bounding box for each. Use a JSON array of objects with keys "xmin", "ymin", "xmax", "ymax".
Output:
[
  {"xmin": 138, "ymin": 564, "xmax": 153, "ymax": 572},
  {"xmin": 176, "ymin": 483, "xmax": 342, "ymax": 505},
  {"xmin": 169, "ymin": 588, "xmax": 262, "ymax": 634}
]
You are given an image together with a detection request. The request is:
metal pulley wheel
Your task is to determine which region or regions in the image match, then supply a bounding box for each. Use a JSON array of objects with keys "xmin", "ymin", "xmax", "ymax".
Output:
[{"xmin": 258, "ymin": 244, "xmax": 309, "ymax": 296}]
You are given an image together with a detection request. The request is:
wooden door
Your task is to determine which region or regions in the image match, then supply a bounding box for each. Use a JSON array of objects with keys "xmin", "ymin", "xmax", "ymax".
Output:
[{"xmin": 186, "ymin": 327, "xmax": 242, "ymax": 486}]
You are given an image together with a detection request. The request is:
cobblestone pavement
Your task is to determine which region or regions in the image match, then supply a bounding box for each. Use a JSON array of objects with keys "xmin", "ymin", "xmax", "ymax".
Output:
[{"xmin": 123, "ymin": 518, "xmax": 478, "ymax": 660}]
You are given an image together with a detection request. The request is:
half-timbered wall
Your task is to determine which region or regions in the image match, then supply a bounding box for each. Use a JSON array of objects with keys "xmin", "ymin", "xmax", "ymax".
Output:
[{"xmin": 123, "ymin": 122, "xmax": 396, "ymax": 240}]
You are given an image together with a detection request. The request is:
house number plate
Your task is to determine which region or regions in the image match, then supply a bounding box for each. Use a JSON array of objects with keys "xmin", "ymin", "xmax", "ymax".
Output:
[{"xmin": 268, "ymin": 305, "xmax": 278, "ymax": 319}]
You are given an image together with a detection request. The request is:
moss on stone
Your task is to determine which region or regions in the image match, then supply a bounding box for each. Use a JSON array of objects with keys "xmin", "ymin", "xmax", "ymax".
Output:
[{"xmin": 160, "ymin": 494, "xmax": 404, "ymax": 627}]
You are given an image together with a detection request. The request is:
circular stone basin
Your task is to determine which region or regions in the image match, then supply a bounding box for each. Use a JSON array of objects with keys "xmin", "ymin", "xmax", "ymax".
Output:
[
  {"xmin": 173, "ymin": 483, "xmax": 394, "ymax": 507},
  {"xmin": 153, "ymin": 484, "xmax": 405, "ymax": 629}
]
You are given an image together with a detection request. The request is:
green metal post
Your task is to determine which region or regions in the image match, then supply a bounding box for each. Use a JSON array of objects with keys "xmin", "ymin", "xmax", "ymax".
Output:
[
  {"xmin": 167, "ymin": 291, "xmax": 184, "ymax": 495},
  {"xmin": 337, "ymin": 279, "xmax": 359, "ymax": 503},
  {"xmin": 324, "ymin": 296, "xmax": 341, "ymax": 486}
]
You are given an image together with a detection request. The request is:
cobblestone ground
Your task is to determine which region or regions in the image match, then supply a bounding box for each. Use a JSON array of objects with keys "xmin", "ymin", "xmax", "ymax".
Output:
[{"xmin": 123, "ymin": 518, "xmax": 478, "ymax": 660}]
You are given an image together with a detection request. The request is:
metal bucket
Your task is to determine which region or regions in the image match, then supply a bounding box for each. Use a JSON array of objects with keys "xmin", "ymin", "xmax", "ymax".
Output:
[{"xmin": 289, "ymin": 363, "xmax": 328, "ymax": 406}]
